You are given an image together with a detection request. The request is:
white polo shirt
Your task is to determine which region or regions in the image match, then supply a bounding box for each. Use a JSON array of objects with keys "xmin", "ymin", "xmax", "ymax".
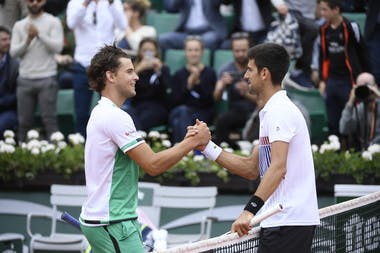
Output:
[
  {"xmin": 80, "ymin": 97, "xmax": 144, "ymax": 224},
  {"xmin": 258, "ymin": 90, "xmax": 320, "ymax": 227}
]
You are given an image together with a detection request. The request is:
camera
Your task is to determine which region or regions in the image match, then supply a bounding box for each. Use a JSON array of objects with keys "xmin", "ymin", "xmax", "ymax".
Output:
[
  {"xmin": 355, "ymin": 83, "xmax": 371, "ymax": 101},
  {"xmin": 143, "ymin": 50, "xmax": 154, "ymax": 60},
  {"xmin": 228, "ymin": 71, "xmax": 242, "ymax": 82}
]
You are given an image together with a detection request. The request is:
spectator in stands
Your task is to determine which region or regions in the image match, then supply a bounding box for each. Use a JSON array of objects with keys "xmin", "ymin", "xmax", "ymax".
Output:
[
  {"xmin": 117, "ymin": 0, "xmax": 157, "ymax": 55},
  {"xmin": 310, "ymin": 0, "xmax": 326, "ymax": 88},
  {"xmin": 0, "ymin": 0, "xmax": 27, "ymax": 31},
  {"xmin": 271, "ymin": 0, "xmax": 319, "ymax": 88},
  {"xmin": 365, "ymin": 0, "xmax": 380, "ymax": 85},
  {"xmin": 168, "ymin": 36, "xmax": 216, "ymax": 144},
  {"xmin": 158, "ymin": 0, "xmax": 227, "ymax": 51},
  {"xmin": 318, "ymin": 0, "xmax": 369, "ymax": 136},
  {"xmin": 213, "ymin": 32, "xmax": 256, "ymax": 149},
  {"xmin": 340, "ymin": 72, "xmax": 380, "ymax": 150},
  {"xmin": 66, "ymin": 0, "xmax": 127, "ymax": 138},
  {"xmin": 220, "ymin": 0, "xmax": 273, "ymax": 49},
  {"xmin": 10, "ymin": 0, "xmax": 63, "ymax": 141},
  {"xmin": 0, "ymin": 26, "xmax": 18, "ymax": 137},
  {"xmin": 122, "ymin": 37, "xmax": 170, "ymax": 132}
]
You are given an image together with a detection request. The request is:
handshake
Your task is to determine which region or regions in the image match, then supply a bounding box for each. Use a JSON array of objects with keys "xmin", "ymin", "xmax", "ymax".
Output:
[
  {"xmin": 185, "ymin": 119, "xmax": 210, "ymax": 151},
  {"xmin": 185, "ymin": 119, "xmax": 222, "ymax": 161}
]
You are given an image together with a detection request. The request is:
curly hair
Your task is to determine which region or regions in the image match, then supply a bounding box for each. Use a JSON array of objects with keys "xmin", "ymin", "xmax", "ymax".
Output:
[{"xmin": 87, "ymin": 45, "xmax": 130, "ymax": 93}]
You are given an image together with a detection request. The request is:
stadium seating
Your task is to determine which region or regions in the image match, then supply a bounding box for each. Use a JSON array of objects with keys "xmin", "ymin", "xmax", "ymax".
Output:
[
  {"xmin": 213, "ymin": 49, "xmax": 233, "ymax": 73},
  {"xmin": 26, "ymin": 184, "xmax": 88, "ymax": 253},
  {"xmin": 165, "ymin": 49, "xmax": 211, "ymax": 74},
  {"xmin": 285, "ymin": 86, "xmax": 329, "ymax": 145},
  {"xmin": 146, "ymin": 11, "xmax": 180, "ymax": 35},
  {"xmin": 153, "ymin": 186, "xmax": 218, "ymax": 247}
]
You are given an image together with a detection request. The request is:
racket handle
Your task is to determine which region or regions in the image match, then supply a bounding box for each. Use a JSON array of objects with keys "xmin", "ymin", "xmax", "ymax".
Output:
[
  {"xmin": 61, "ymin": 211, "xmax": 81, "ymax": 230},
  {"xmin": 250, "ymin": 204, "xmax": 283, "ymax": 226}
]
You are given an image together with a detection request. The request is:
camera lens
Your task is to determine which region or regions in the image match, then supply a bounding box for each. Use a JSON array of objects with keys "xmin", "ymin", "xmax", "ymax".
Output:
[{"xmin": 355, "ymin": 85, "xmax": 370, "ymax": 101}]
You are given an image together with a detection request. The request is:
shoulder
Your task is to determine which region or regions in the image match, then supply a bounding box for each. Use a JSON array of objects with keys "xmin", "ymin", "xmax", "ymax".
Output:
[
  {"xmin": 203, "ymin": 66, "xmax": 216, "ymax": 74},
  {"xmin": 218, "ymin": 61, "xmax": 235, "ymax": 74},
  {"xmin": 174, "ymin": 67, "xmax": 187, "ymax": 76},
  {"xmin": 161, "ymin": 65, "xmax": 171, "ymax": 74},
  {"xmin": 141, "ymin": 26, "xmax": 156, "ymax": 34},
  {"xmin": 43, "ymin": 12, "xmax": 62, "ymax": 23},
  {"xmin": 13, "ymin": 18, "xmax": 27, "ymax": 29},
  {"xmin": 93, "ymin": 103, "xmax": 125, "ymax": 119}
]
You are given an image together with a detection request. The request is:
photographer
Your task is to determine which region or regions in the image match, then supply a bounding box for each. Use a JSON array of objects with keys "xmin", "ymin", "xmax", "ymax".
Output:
[{"xmin": 339, "ymin": 72, "xmax": 380, "ymax": 150}]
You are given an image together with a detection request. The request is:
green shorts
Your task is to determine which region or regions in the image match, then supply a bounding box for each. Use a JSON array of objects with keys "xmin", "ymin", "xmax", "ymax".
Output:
[{"xmin": 80, "ymin": 219, "xmax": 144, "ymax": 253}]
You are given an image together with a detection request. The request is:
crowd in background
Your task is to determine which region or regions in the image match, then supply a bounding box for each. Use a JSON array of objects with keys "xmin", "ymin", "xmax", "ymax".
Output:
[{"xmin": 1, "ymin": 0, "xmax": 379, "ymax": 151}]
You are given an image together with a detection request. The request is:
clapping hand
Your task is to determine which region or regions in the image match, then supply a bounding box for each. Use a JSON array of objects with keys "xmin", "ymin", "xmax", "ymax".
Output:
[
  {"xmin": 187, "ymin": 66, "xmax": 201, "ymax": 89},
  {"xmin": 27, "ymin": 23, "xmax": 38, "ymax": 42}
]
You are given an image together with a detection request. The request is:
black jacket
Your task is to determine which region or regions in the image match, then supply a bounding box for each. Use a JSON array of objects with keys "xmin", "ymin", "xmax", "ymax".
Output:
[
  {"xmin": 222, "ymin": 0, "xmax": 273, "ymax": 35},
  {"xmin": 319, "ymin": 17, "xmax": 370, "ymax": 85},
  {"xmin": 0, "ymin": 54, "xmax": 18, "ymax": 112}
]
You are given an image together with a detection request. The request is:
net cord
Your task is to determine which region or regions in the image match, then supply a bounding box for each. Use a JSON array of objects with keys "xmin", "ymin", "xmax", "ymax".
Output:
[
  {"xmin": 154, "ymin": 204, "xmax": 283, "ymax": 253},
  {"xmin": 153, "ymin": 191, "xmax": 380, "ymax": 253}
]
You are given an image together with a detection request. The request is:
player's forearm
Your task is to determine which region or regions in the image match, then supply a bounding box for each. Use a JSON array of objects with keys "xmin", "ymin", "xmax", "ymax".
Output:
[
  {"xmin": 216, "ymin": 148, "xmax": 259, "ymax": 180},
  {"xmin": 143, "ymin": 138, "xmax": 196, "ymax": 176},
  {"xmin": 254, "ymin": 163, "xmax": 286, "ymax": 201}
]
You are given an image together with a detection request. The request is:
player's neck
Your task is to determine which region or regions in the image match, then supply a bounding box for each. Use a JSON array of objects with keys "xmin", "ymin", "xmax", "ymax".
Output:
[
  {"xmin": 261, "ymin": 84, "xmax": 282, "ymax": 105},
  {"xmin": 101, "ymin": 90, "xmax": 125, "ymax": 108}
]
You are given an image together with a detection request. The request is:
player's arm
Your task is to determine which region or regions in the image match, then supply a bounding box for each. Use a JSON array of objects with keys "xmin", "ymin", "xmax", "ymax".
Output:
[
  {"xmin": 231, "ymin": 141, "xmax": 288, "ymax": 236},
  {"xmin": 215, "ymin": 144, "xmax": 260, "ymax": 180},
  {"xmin": 254, "ymin": 140, "xmax": 288, "ymax": 200},
  {"xmin": 126, "ymin": 122, "xmax": 210, "ymax": 176}
]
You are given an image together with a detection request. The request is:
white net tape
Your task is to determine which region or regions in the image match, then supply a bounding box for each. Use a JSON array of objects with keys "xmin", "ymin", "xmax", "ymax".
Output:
[{"xmin": 153, "ymin": 191, "xmax": 380, "ymax": 253}]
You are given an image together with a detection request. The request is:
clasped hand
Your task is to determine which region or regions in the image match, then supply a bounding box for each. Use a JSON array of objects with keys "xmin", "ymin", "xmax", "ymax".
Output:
[{"xmin": 185, "ymin": 119, "xmax": 211, "ymax": 150}]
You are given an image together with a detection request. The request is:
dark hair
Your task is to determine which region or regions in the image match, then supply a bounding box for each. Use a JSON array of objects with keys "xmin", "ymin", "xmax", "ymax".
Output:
[
  {"xmin": 87, "ymin": 44, "xmax": 130, "ymax": 92},
  {"xmin": 231, "ymin": 32, "xmax": 250, "ymax": 47},
  {"xmin": 247, "ymin": 43, "xmax": 289, "ymax": 85},
  {"xmin": 0, "ymin": 25, "xmax": 10, "ymax": 35},
  {"xmin": 320, "ymin": 0, "xmax": 343, "ymax": 12},
  {"xmin": 135, "ymin": 37, "xmax": 159, "ymax": 63}
]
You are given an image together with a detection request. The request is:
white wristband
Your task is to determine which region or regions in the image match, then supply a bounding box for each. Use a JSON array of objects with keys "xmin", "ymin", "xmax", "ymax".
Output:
[{"xmin": 202, "ymin": 141, "xmax": 222, "ymax": 161}]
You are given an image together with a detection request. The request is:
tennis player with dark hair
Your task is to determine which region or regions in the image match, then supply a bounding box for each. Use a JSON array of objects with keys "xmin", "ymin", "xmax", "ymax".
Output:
[
  {"xmin": 195, "ymin": 43, "xmax": 320, "ymax": 253},
  {"xmin": 79, "ymin": 45, "xmax": 211, "ymax": 253}
]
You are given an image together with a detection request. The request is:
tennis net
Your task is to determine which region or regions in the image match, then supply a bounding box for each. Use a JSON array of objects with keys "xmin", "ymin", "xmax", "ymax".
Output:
[{"xmin": 154, "ymin": 191, "xmax": 380, "ymax": 253}]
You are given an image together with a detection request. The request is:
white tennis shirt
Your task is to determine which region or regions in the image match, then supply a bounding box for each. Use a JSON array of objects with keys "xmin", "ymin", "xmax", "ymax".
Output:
[
  {"xmin": 80, "ymin": 97, "xmax": 144, "ymax": 224},
  {"xmin": 258, "ymin": 90, "xmax": 320, "ymax": 227}
]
